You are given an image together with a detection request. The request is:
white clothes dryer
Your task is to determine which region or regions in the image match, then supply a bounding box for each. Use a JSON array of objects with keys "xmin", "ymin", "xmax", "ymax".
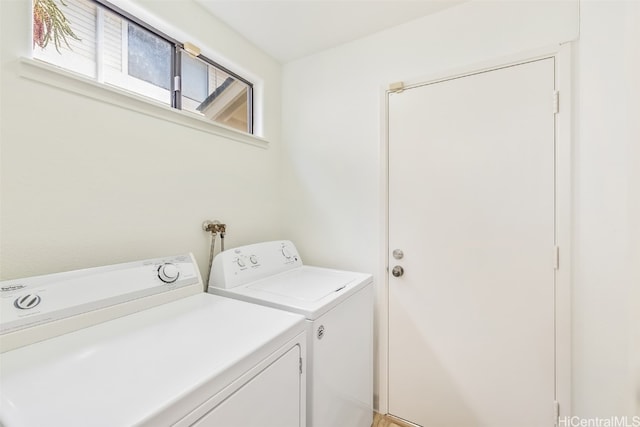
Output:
[
  {"xmin": 0, "ymin": 254, "xmax": 307, "ymax": 427},
  {"xmin": 208, "ymin": 240, "xmax": 373, "ymax": 427}
]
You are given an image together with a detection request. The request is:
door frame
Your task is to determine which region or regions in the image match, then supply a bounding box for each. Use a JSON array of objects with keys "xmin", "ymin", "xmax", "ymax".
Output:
[{"xmin": 378, "ymin": 43, "xmax": 572, "ymax": 420}]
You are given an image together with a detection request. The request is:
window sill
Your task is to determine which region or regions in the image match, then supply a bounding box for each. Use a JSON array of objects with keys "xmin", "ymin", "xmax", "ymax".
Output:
[{"xmin": 18, "ymin": 57, "xmax": 269, "ymax": 149}]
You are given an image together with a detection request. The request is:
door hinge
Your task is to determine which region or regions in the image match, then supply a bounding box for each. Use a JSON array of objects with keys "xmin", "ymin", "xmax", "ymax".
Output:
[
  {"xmin": 553, "ymin": 91, "xmax": 560, "ymax": 114},
  {"xmin": 173, "ymin": 75, "xmax": 181, "ymax": 92},
  {"xmin": 554, "ymin": 400, "xmax": 560, "ymax": 425},
  {"xmin": 553, "ymin": 246, "xmax": 560, "ymax": 270},
  {"xmin": 299, "ymin": 357, "xmax": 303, "ymax": 375}
]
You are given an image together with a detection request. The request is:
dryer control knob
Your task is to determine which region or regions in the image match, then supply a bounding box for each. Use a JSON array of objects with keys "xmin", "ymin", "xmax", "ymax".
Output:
[
  {"xmin": 158, "ymin": 263, "xmax": 179, "ymax": 283},
  {"xmin": 249, "ymin": 255, "xmax": 258, "ymax": 265},
  {"xmin": 281, "ymin": 247, "xmax": 293, "ymax": 259},
  {"xmin": 14, "ymin": 294, "xmax": 42, "ymax": 310}
]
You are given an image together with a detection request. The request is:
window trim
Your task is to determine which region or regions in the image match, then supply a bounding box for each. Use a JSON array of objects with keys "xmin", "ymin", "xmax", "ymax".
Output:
[{"xmin": 18, "ymin": 57, "xmax": 268, "ymax": 148}]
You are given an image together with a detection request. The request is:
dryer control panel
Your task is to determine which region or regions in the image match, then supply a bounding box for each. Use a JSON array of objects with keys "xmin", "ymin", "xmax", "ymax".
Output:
[
  {"xmin": 209, "ymin": 241, "xmax": 303, "ymax": 289},
  {"xmin": 0, "ymin": 254, "xmax": 202, "ymax": 352}
]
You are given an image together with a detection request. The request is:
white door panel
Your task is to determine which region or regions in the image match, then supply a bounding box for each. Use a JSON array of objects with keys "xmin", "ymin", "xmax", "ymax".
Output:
[
  {"xmin": 193, "ymin": 346, "xmax": 301, "ymax": 427},
  {"xmin": 388, "ymin": 59, "xmax": 555, "ymax": 427}
]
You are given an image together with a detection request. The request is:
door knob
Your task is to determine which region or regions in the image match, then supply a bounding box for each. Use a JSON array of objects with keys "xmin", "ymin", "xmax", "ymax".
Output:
[{"xmin": 392, "ymin": 265, "xmax": 404, "ymax": 277}]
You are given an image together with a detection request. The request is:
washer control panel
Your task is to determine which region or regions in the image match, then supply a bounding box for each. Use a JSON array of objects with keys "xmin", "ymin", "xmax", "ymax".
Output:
[
  {"xmin": 0, "ymin": 254, "xmax": 200, "ymax": 337},
  {"xmin": 209, "ymin": 240, "xmax": 302, "ymax": 289}
]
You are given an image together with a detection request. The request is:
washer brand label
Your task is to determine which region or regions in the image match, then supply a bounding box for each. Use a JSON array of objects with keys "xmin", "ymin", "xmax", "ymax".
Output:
[{"xmin": 1, "ymin": 284, "xmax": 26, "ymax": 292}]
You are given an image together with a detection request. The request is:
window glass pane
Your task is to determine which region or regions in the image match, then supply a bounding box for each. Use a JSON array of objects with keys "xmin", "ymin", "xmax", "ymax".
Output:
[
  {"xmin": 181, "ymin": 54, "xmax": 208, "ymax": 102},
  {"xmin": 181, "ymin": 53, "xmax": 251, "ymax": 133},
  {"xmin": 127, "ymin": 23, "xmax": 171, "ymax": 91}
]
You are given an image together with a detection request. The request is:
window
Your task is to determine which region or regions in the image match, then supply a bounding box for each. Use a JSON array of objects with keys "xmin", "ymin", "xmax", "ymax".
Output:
[{"xmin": 32, "ymin": 0, "xmax": 253, "ymax": 134}]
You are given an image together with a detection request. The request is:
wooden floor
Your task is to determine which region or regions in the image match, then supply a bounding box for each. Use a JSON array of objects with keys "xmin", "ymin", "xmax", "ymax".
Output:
[{"xmin": 373, "ymin": 412, "xmax": 416, "ymax": 427}]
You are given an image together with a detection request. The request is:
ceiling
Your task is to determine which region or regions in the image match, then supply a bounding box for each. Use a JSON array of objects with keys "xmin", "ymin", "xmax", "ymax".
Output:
[{"xmin": 195, "ymin": 1, "xmax": 465, "ymax": 63}]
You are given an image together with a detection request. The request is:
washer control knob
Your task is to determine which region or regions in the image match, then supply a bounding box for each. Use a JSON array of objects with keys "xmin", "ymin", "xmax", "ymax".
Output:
[
  {"xmin": 158, "ymin": 263, "xmax": 179, "ymax": 283},
  {"xmin": 236, "ymin": 258, "xmax": 246, "ymax": 268},
  {"xmin": 249, "ymin": 255, "xmax": 258, "ymax": 265},
  {"xmin": 282, "ymin": 247, "xmax": 292, "ymax": 259},
  {"xmin": 14, "ymin": 294, "xmax": 42, "ymax": 310}
]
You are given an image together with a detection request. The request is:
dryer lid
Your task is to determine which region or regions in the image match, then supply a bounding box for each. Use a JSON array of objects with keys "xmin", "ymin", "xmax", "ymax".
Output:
[
  {"xmin": 247, "ymin": 268, "xmax": 357, "ymax": 302},
  {"xmin": 0, "ymin": 293, "xmax": 305, "ymax": 427}
]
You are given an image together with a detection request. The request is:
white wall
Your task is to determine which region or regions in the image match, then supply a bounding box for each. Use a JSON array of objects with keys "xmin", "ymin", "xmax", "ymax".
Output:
[
  {"xmin": 282, "ymin": 0, "xmax": 638, "ymax": 417},
  {"xmin": 0, "ymin": 0, "xmax": 283, "ymax": 279},
  {"xmin": 573, "ymin": 0, "xmax": 640, "ymax": 417}
]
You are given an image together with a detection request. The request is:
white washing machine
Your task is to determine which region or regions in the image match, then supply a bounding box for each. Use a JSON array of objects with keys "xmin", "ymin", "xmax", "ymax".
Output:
[
  {"xmin": 0, "ymin": 254, "xmax": 307, "ymax": 427},
  {"xmin": 208, "ymin": 240, "xmax": 373, "ymax": 427}
]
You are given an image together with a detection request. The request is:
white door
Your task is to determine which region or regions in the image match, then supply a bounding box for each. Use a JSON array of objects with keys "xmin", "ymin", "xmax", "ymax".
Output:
[{"xmin": 388, "ymin": 58, "xmax": 556, "ymax": 427}]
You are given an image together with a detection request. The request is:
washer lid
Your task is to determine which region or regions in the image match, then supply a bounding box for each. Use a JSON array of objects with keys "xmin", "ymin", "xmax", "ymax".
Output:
[
  {"xmin": 212, "ymin": 266, "xmax": 373, "ymax": 319},
  {"xmin": 247, "ymin": 268, "xmax": 357, "ymax": 301},
  {"xmin": 0, "ymin": 293, "xmax": 305, "ymax": 427}
]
